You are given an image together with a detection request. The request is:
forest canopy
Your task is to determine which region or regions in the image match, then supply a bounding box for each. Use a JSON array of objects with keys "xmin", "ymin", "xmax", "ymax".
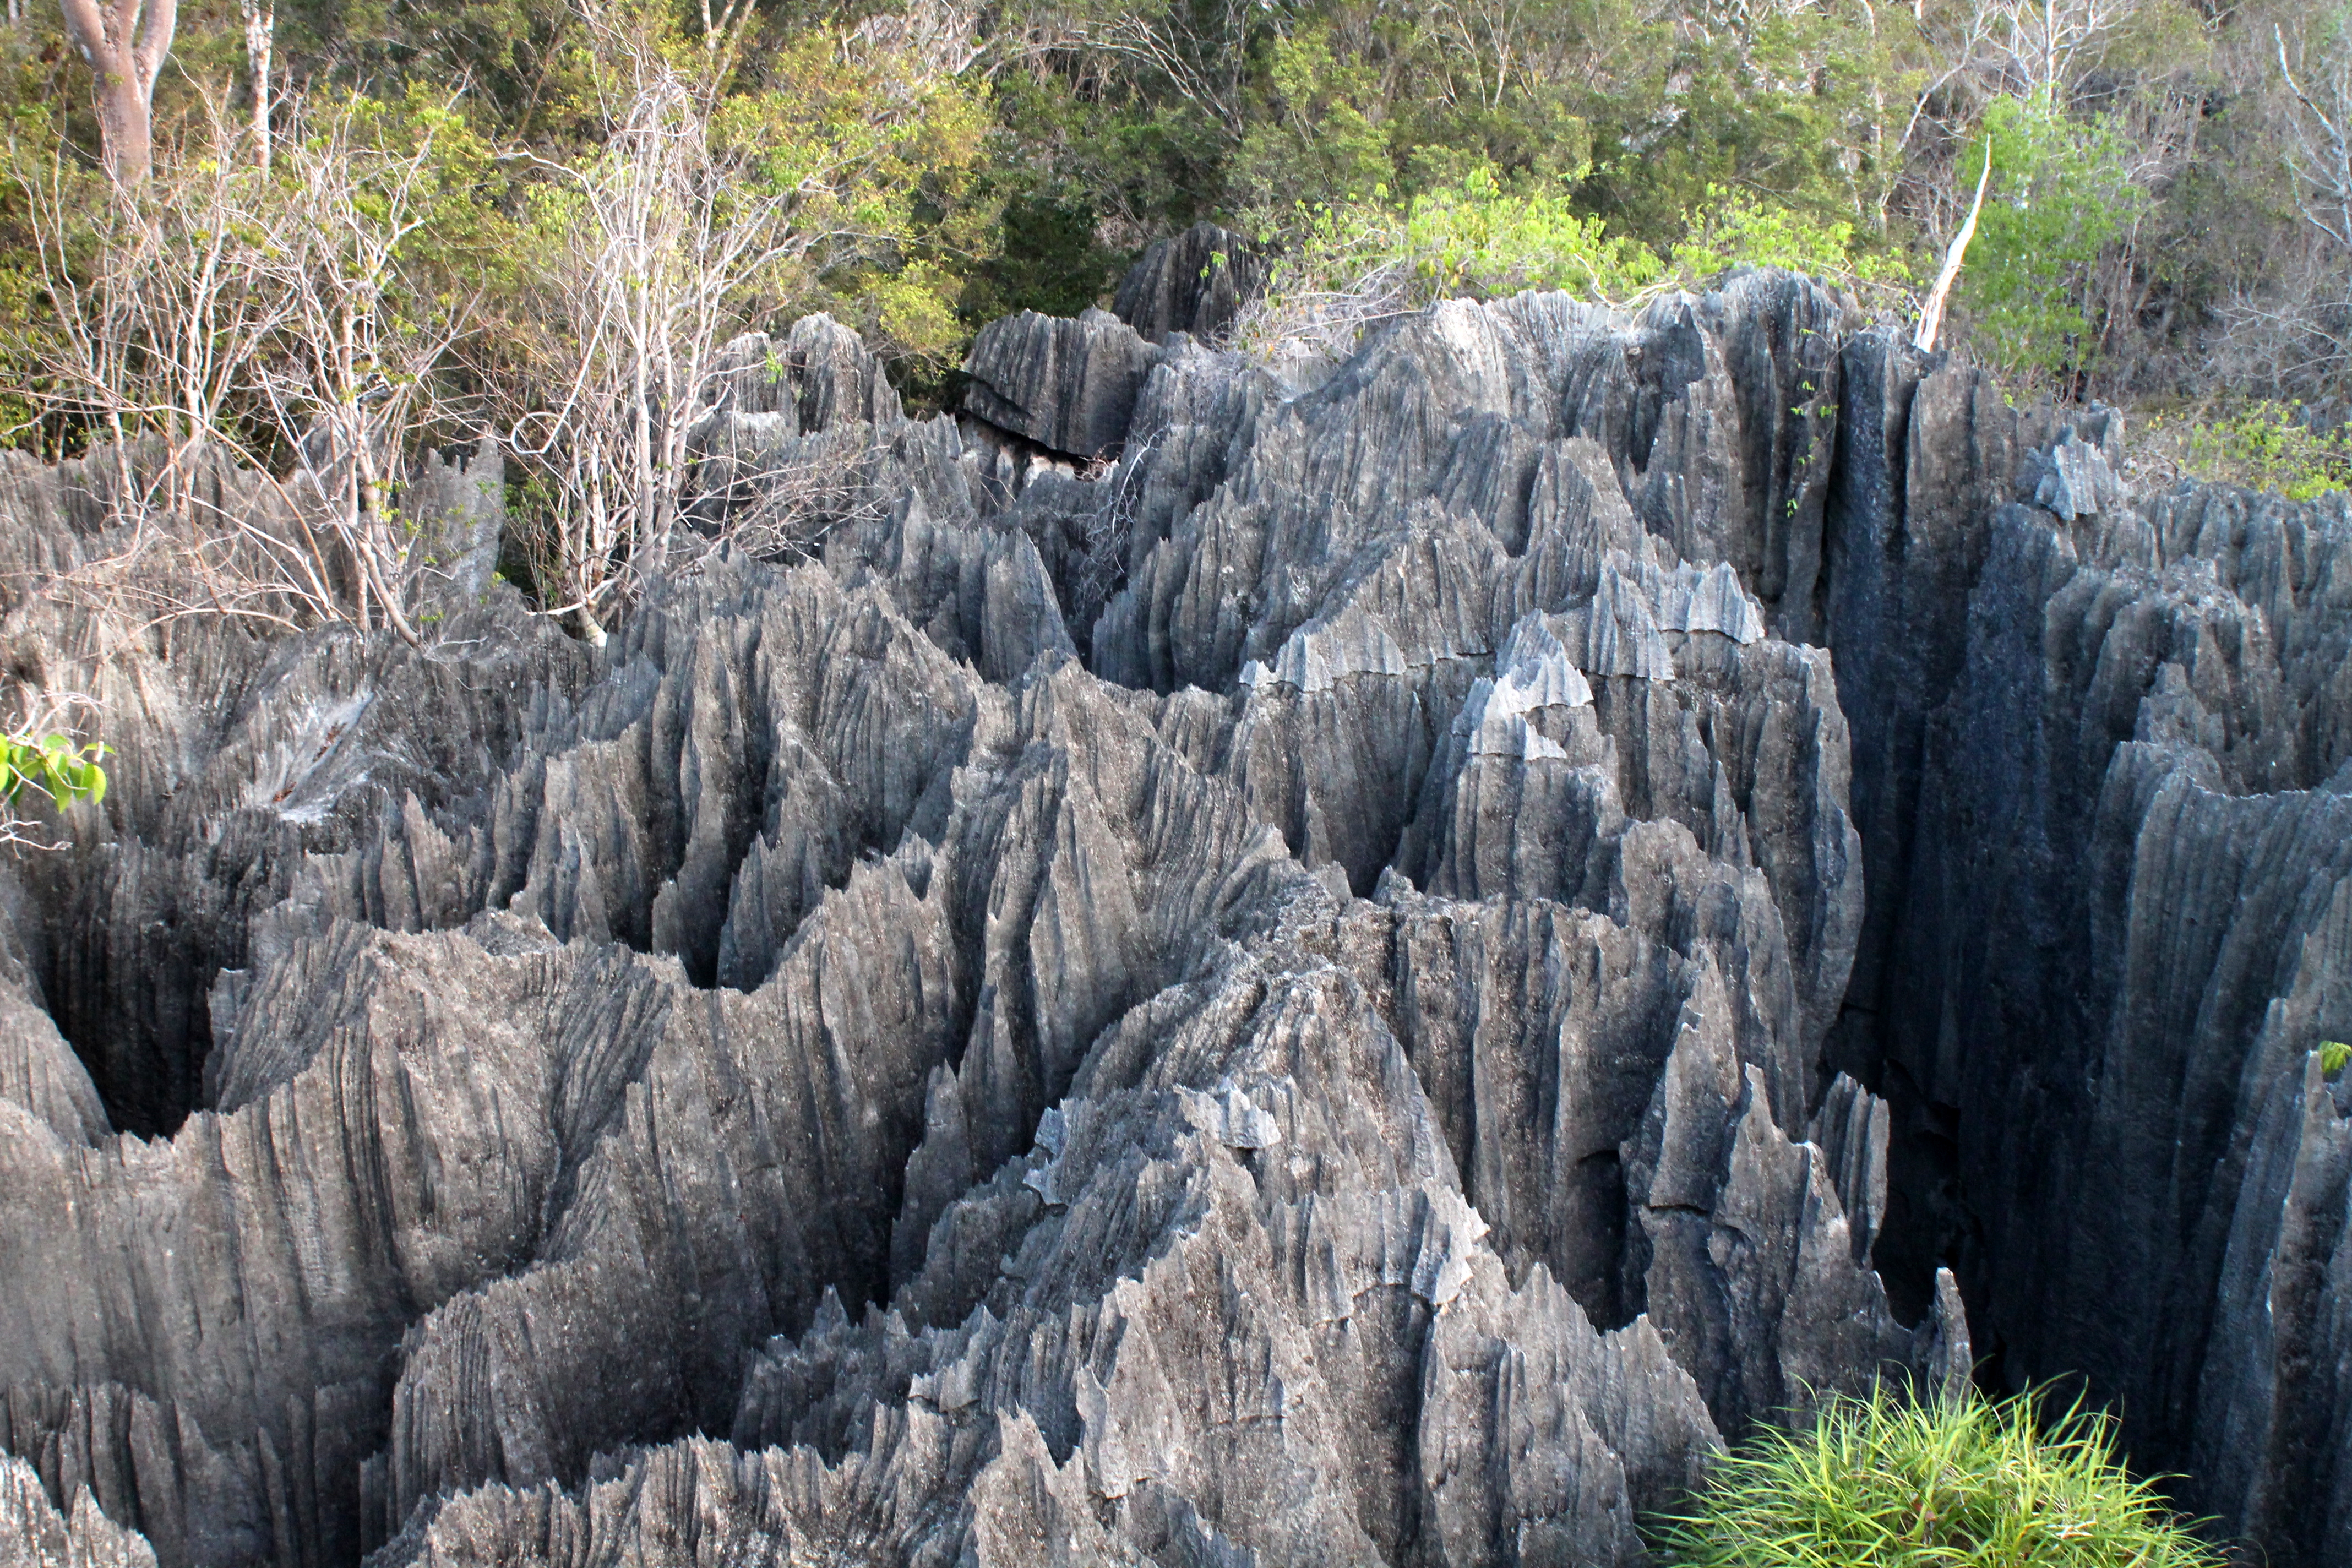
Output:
[
  {"xmin": 9, "ymin": 0, "xmax": 2349, "ymax": 633},
  {"xmin": 14, "ymin": 0, "xmax": 2346, "ymax": 390}
]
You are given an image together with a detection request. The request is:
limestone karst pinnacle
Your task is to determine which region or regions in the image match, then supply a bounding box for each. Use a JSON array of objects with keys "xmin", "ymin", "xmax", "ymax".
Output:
[{"xmin": 0, "ymin": 264, "xmax": 2347, "ymax": 1566}]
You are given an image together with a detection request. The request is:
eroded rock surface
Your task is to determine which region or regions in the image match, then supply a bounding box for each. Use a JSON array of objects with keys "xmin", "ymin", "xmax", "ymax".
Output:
[
  {"xmin": 0, "ymin": 264, "xmax": 2344, "ymax": 1566},
  {"xmin": 1111, "ymin": 222, "xmax": 1263, "ymax": 344}
]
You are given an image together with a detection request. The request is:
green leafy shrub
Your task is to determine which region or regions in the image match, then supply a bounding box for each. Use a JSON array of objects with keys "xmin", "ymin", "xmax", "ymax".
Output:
[
  {"xmin": 1396, "ymin": 166, "xmax": 1665, "ymax": 302},
  {"xmin": 1238, "ymin": 166, "xmax": 1912, "ymax": 362},
  {"xmin": 1651, "ymin": 1385, "xmax": 2224, "ymax": 1568},
  {"xmin": 1232, "ymin": 166, "xmax": 1664, "ymax": 361},
  {"xmin": 1670, "ymin": 184, "xmax": 1914, "ymax": 299},
  {"xmin": 2182, "ymin": 402, "xmax": 2351, "ymax": 501},
  {"xmin": 1956, "ymin": 94, "xmax": 2146, "ymax": 386},
  {"xmin": 0, "ymin": 733, "xmax": 107, "ymax": 814}
]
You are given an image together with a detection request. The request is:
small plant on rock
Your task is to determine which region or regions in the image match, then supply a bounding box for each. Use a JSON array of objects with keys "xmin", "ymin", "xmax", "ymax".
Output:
[
  {"xmin": 1651, "ymin": 1383, "xmax": 2225, "ymax": 1567},
  {"xmin": 0, "ymin": 704, "xmax": 109, "ymax": 850},
  {"xmin": 1, "ymin": 733, "xmax": 108, "ymax": 808}
]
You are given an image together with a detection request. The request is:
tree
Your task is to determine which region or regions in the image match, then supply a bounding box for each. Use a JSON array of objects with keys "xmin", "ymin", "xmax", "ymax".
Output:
[
  {"xmin": 1954, "ymin": 91, "xmax": 2144, "ymax": 384},
  {"xmin": 488, "ymin": 15, "xmax": 989, "ymax": 642},
  {"xmin": 247, "ymin": 92, "xmax": 489, "ymax": 644},
  {"xmin": 57, "ymin": 0, "xmax": 178, "ymax": 182},
  {"xmin": 241, "ymin": 0, "xmax": 274, "ymax": 173},
  {"xmin": 2260, "ymin": 12, "xmax": 2352, "ymax": 383},
  {"xmin": 13, "ymin": 91, "xmax": 486, "ymax": 639},
  {"xmin": 492, "ymin": 56, "xmax": 830, "ymax": 645},
  {"xmin": 2276, "ymin": 14, "xmax": 2352, "ymax": 258},
  {"xmin": 1988, "ymin": 0, "xmax": 2141, "ymax": 99}
]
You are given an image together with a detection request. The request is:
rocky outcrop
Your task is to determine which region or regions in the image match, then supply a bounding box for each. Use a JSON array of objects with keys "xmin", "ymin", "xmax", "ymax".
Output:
[
  {"xmin": 401, "ymin": 439, "xmax": 506, "ymax": 605},
  {"xmin": 1841, "ymin": 471, "xmax": 2352, "ymax": 1558},
  {"xmin": 1111, "ymin": 221, "xmax": 1264, "ymax": 344},
  {"xmin": 2, "ymin": 258, "xmax": 2348, "ymax": 1567},
  {"xmin": 0, "ymin": 1451, "xmax": 157, "ymax": 1568},
  {"xmin": 963, "ymin": 311, "xmax": 1161, "ymax": 460}
]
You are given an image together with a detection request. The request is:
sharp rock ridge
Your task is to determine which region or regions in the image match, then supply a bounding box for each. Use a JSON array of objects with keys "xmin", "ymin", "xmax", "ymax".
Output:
[{"xmin": 0, "ymin": 260, "xmax": 2342, "ymax": 1567}]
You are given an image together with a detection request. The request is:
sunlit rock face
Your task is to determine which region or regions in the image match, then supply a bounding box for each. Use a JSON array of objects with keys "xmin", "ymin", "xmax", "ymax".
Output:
[{"xmin": 0, "ymin": 265, "xmax": 2344, "ymax": 1567}]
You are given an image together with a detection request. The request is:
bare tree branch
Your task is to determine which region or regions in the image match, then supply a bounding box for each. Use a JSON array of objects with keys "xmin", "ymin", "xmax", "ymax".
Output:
[
  {"xmin": 1918, "ymin": 139, "xmax": 1993, "ymax": 352},
  {"xmin": 2278, "ymin": 23, "xmax": 2352, "ymax": 255},
  {"xmin": 16, "ymin": 91, "xmax": 477, "ymax": 640}
]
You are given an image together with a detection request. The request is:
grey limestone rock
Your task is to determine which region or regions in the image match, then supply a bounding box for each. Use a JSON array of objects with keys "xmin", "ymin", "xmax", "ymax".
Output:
[
  {"xmin": 4, "ymin": 263, "xmax": 2347, "ymax": 1568},
  {"xmin": 0, "ymin": 1451, "xmax": 157, "ymax": 1568},
  {"xmin": 1110, "ymin": 222, "xmax": 1264, "ymax": 345},
  {"xmin": 704, "ymin": 314, "xmax": 905, "ymax": 433},
  {"xmin": 400, "ymin": 439, "xmax": 505, "ymax": 604},
  {"xmin": 963, "ymin": 311, "xmax": 1162, "ymax": 461},
  {"xmin": 0, "ymin": 973, "xmax": 106, "ymax": 1145},
  {"xmin": 1816, "ymin": 361, "xmax": 2352, "ymax": 1561}
]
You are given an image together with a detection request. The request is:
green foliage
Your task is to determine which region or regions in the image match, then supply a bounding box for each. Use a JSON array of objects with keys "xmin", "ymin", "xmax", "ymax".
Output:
[
  {"xmin": 1651, "ymin": 1384, "xmax": 2224, "ymax": 1568},
  {"xmin": 1671, "ymin": 186, "xmax": 1914, "ymax": 296},
  {"xmin": 1241, "ymin": 166, "xmax": 1917, "ymax": 362},
  {"xmin": 705, "ymin": 33, "xmax": 994, "ymax": 364},
  {"xmin": 276, "ymin": 0, "xmax": 585, "ymax": 137},
  {"xmin": 963, "ymin": 195, "xmax": 1124, "ymax": 325},
  {"xmin": 1956, "ymin": 94, "xmax": 2146, "ymax": 386},
  {"xmin": 1388, "ymin": 165, "xmax": 1663, "ymax": 302},
  {"xmin": 1234, "ymin": 23, "xmax": 1397, "ymax": 208},
  {"xmin": 6, "ymin": 0, "xmax": 2342, "ymax": 503},
  {"xmin": 2318, "ymin": 1040, "xmax": 2351, "ymax": 1075},
  {"xmin": 0, "ymin": 734, "xmax": 107, "ymax": 814},
  {"xmin": 1234, "ymin": 165, "xmax": 1660, "ymax": 360},
  {"xmin": 1228, "ymin": 7, "xmax": 1597, "ymax": 214},
  {"xmin": 1580, "ymin": 2, "xmax": 1912, "ymax": 256},
  {"xmin": 2183, "ymin": 402, "xmax": 2352, "ymax": 501}
]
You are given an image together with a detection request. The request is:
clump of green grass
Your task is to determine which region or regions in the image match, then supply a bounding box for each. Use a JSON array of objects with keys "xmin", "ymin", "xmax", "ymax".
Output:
[{"xmin": 1650, "ymin": 1385, "xmax": 2225, "ymax": 1567}]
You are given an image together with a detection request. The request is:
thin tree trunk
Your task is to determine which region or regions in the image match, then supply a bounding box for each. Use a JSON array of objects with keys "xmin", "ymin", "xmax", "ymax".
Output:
[
  {"xmin": 59, "ymin": 0, "xmax": 178, "ymax": 182},
  {"xmin": 241, "ymin": 0, "xmax": 271, "ymax": 172},
  {"xmin": 93, "ymin": 72, "xmax": 154, "ymax": 181},
  {"xmin": 1917, "ymin": 144, "xmax": 1994, "ymax": 354}
]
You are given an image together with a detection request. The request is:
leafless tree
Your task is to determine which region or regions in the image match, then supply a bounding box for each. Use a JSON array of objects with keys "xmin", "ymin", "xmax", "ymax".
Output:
[
  {"xmin": 20, "ymin": 120, "xmax": 317, "ymax": 627},
  {"xmin": 249, "ymin": 99, "xmax": 480, "ymax": 643},
  {"xmin": 845, "ymin": 0, "xmax": 986, "ymax": 79},
  {"xmin": 2198, "ymin": 19, "xmax": 2352, "ymax": 395},
  {"xmin": 57, "ymin": 0, "xmax": 178, "ymax": 181},
  {"xmin": 2278, "ymin": 21, "xmax": 2352, "ymax": 257},
  {"xmin": 1989, "ymin": 0, "xmax": 2138, "ymax": 99},
  {"xmin": 678, "ymin": 445, "xmax": 894, "ymax": 568},
  {"xmin": 240, "ymin": 0, "xmax": 273, "ymax": 172},
  {"xmin": 17, "ymin": 93, "xmax": 475, "ymax": 641},
  {"xmin": 1917, "ymin": 140, "xmax": 1992, "ymax": 351},
  {"xmin": 489, "ymin": 30, "xmax": 907, "ymax": 643}
]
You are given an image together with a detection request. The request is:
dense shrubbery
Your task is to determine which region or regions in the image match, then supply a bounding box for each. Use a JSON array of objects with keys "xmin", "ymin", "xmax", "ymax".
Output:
[
  {"xmin": 2180, "ymin": 402, "xmax": 2351, "ymax": 500},
  {"xmin": 6, "ymin": 0, "xmax": 2347, "ymax": 634},
  {"xmin": 1229, "ymin": 166, "xmax": 1907, "ymax": 363},
  {"xmin": 1956, "ymin": 92, "xmax": 2146, "ymax": 385},
  {"xmin": 2132, "ymin": 399, "xmax": 2352, "ymax": 500},
  {"xmin": 1652, "ymin": 1385, "xmax": 2225, "ymax": 1568},
  {"xmin": 14, "ymin": 0, "xmax": 2350, "ymax": 392}
]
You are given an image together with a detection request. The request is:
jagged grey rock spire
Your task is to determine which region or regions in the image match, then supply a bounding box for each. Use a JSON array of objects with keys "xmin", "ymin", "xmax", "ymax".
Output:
[{"xmin": 0, "ymin": 263, "xmax": 2343, "ymax": 1568}]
